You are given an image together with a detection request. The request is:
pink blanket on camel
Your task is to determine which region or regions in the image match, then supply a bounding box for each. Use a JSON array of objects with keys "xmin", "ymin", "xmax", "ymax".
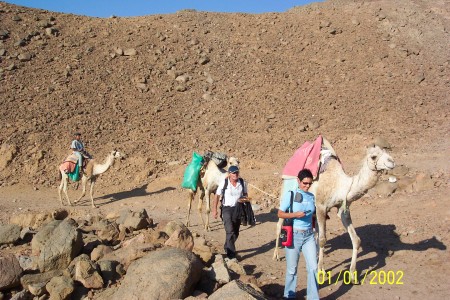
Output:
[
  {"xmin": 282, "ymin": 135, "xmax": 323, "ymax": 178},
  {"xmin": 59, "ymin": 161, "xmax": 76, "ymax": 174}
]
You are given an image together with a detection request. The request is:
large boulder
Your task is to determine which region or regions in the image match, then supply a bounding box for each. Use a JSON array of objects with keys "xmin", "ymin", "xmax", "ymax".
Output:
[
  {"xmin": 0, "ymin": 252, "xmax": 22, "ymax": 291},
  {"xmin": 90, "ymin": 244, "xmax": 113, "ymax": 261},
  {"xmin": 116, "ymin": 209, "xmax": 151, "ymax": 231},
  {"xmin": 164, "ymin": 227, "xmax": 194, "ymax": 251},
  {"xmin": 192, "ymin": 236, "xmax": 214, "ymax": 264},
  {"xmin": 97, "ymin": 260, "xmax": 120, "ymax": 284},
  {"xmin": 92, "ymin": 220, "xmax": 120, "ymax": 242},
  {"xmin": 69, "ymin": 254, "xmax": 104, "ymax": 289},
  {"xmin": 32, "ymin": 219, "xmax": 83, "ymax": 272},
  {"xmin": 21, "ymin": 270, "xmax": 65, "ymax": 289},
  {"xmin": 0, "ymin": 224, "xmax": 21, "ymax": 245},
  {"xmin": 111, "ymin": 248, "xmax": 203, "ymax": 300},
  {"xmin": 208, "ymin": 280, "xmax": 268, "ymax": 300},
  {"xmin": 207, "ymin": 255, "xmax": 230, "ymax": 284},
  {"xmin": 46, "ymin": 276, "xmax": 74, "ymax": 300},
  {"xmin": 162, "ymin": 220, "xmax": 186, "ymax": 237},
  {"xmin": 31, "ymin": 220, "xmax": 61, "ymax": 255},
  {"xmin": 10, "ymin": 210, "xmax": 68, "ymax": 230},
  {"xmin": 163, "ymin": 220, "xmax": 194, "ymax": 250},
  {"xmin": 99, "ymin": 241, "xmax": 157, "ymax": 269}
]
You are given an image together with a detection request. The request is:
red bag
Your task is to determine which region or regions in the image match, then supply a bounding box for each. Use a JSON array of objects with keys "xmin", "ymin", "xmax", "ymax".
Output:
[
  {"xmin": 280, "ymin": 191, "xmax": 295, "ymax": 247},
  {"xmin": 280, "ymin": 225, "xmax": 293, "ymax": 247}
]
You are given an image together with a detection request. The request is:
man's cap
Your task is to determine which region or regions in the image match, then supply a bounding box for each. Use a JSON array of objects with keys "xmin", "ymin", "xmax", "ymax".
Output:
[
  {"xmin": 74, "ymin": 132, "xmax": 81, "ymax": 136},
  {"xmin": 228, "ymin": 166, "xmax": 239, "ymax": 173}
]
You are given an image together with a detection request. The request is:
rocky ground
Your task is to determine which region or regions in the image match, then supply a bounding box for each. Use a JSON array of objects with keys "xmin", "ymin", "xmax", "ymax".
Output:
[{"xmin": 0, "ymin": 0, "xmax": 449, "ymax": 299}]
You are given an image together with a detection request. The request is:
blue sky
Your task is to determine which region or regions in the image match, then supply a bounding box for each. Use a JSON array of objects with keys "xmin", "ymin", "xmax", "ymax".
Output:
[{"xmin": 4, "ymin": 0, "xmax": 320, "ymax": 17}]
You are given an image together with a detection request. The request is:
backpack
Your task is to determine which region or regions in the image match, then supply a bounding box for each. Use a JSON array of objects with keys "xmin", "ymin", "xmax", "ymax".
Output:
[{"xmin": 221, "ymin": 177, "xmax": 246, "ymax": 203}]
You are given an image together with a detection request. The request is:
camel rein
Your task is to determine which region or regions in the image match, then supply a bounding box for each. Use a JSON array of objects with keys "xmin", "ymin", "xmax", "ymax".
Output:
[{"xmin": 247, "ymin": 182, "xmax": 278, "ymax": 199}]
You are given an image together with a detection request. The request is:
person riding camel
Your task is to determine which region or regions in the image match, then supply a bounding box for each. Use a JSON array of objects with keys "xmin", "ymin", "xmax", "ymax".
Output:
[{"xmin": 70, "ymin": 132, "xmax": 92, "ymax": 173}]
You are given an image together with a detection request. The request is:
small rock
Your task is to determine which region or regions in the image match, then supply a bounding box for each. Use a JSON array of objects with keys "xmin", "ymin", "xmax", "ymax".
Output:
[
  {"xmin": 124, "ymin": 48, "xmax": 137, "ymax": 56},
  {"xmin": 45, "ymin": 28, "xmax": 58, "ymax": 36},
  {"xmin": 175, "ymin": 85, "xmax": 187, "ymax": 92},
  {"xmin": 17, "ymin": 53, "xmax": 32, "ymax": 62},
  {"xmin": 199, "ymin": 57, "xmax": 210, "ymax": 65},
  {"xmin": 14, "ymin": 39, "xmax": 26, "ymax": 47},
  {"xmin": 114, "ymin": 47, "xmax": 124, "ymax": 55},
  {"xmin": 202, "ymin": 93, "xmax": 212, "ymax": 101}
]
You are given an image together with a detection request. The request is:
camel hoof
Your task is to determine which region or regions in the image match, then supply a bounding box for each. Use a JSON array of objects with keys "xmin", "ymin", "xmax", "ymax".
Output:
[
  {"xmin": 319, "ymin": 239, "xmax": 327, "ymax": 248},
  {"xmin": 272, "ymin": 252, "xmax": 280, "ymax": 261},
  {"xmin": 92, "ymin": 205, "xmax": 98, "ymax": 209}
]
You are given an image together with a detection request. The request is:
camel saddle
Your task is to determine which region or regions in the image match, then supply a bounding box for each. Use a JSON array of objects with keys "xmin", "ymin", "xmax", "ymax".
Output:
[{"xmin": 63, "ymin": 153, "xmax": 90, "ymax": 174}]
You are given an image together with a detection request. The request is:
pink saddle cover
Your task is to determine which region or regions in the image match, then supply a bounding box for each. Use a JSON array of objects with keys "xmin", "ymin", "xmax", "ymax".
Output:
[{"xmin": 282, "ymin": 135, "xmax": 323, "ymax": 178}]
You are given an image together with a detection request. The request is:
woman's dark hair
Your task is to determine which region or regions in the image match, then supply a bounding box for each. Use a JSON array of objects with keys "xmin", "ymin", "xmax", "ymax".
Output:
[{"xmin": 297, "ymin": 169, "xmax": 313, "ymax": 181}]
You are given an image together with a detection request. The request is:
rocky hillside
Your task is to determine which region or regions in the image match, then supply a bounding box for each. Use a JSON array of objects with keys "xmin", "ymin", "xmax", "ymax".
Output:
[{"xmin": 0, "ymin": 0, "xmax": 448, "ymax": 189}]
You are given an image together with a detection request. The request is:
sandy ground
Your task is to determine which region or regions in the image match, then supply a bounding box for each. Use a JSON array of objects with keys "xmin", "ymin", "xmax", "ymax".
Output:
[{"xmin": 1, "ymin": 162, "xmax": 448, "ymax": 300}]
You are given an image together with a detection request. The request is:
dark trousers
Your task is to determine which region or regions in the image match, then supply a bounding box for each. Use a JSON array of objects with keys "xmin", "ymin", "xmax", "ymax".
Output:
[{"xmin": 222, "ymin": 206, "xmax": 240, "ymax": 259}]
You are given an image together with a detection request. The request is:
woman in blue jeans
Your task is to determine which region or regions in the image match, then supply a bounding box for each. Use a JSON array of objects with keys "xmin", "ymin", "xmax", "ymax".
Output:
[{"xmin": 278, "ymin": 169, "xmax": 319, "ymax": 299}]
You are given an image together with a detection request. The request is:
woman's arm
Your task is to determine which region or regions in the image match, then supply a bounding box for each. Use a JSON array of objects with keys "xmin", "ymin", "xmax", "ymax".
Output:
[{"xmin": 277, "ymin": 209, "xmax": 306, "ymax": 219}]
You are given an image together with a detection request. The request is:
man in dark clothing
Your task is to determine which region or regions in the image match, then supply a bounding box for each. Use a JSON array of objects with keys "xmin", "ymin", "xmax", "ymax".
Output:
[{"xmin": 212, "ymin": 165, "xmax": 248, "ymax": 259}]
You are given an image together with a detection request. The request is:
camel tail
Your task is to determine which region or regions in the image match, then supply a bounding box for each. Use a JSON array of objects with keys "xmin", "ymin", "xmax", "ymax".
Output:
[{"xmin": 57, "ymin": 169, "xmax": 62, "ymax": 181}]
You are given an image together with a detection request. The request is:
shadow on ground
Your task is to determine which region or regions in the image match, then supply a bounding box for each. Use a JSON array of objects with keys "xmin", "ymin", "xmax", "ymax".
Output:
[
  {"xmin": 256, "ymin": 223, "xmax": 446, "ymax": 299},
  {"xmin": 75, "ymin": 184, "xmax": 176, "ymax": 206},
  {"xmin": 319, "ymin": 223, "xmax": 446, "ymax": 299}
]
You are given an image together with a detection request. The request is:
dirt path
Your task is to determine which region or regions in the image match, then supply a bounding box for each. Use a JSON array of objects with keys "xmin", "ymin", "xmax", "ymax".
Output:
[{"xmin": 1, "ymin": 165, "xmax": 448, "ymax": 299}]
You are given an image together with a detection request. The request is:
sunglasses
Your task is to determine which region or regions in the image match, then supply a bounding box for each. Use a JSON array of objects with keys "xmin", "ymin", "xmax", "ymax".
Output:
[{"xmin": 301, "ymin": 181, "xmax": 312, "ymax": 186}]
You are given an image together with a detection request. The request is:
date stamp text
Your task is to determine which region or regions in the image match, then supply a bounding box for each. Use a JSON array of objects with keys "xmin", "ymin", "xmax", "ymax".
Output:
[{"xmin": 318, "ymin": 270, "xmax": 404, "ymax": 285}]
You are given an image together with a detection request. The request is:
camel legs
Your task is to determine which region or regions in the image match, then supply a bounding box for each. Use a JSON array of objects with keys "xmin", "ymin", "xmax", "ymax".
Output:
[
  {"xmin": 89, "ymin": 177, "xmax": 97, "ymax": 208},
  {"xmin": 272, "ymin": 217, "xmax": 284, "ymax": 260},
  {"xmin": 197, "ymin": 188, "xmax": 207, "ymax": 230},
  {"xmin": 316, "ymin": 206, "xmax": 328, "ymax": 274},
  {"xmin": 186, "ymin": 189, "xmax": 195, "ymax": 227},
  {"xmin": 75, "ymin": 175, "xmax": 88, "ymax": 204},
  {"xmin": 204, "ymin": 191, "xmax": 211, "ymax": 231},
  {"xmin": 337, "ymin": 207, "xmax": 361, "ymax": 282},
  {"xmin": 58, "ymin": 173, "xmax": 72, "ymax": 206}
]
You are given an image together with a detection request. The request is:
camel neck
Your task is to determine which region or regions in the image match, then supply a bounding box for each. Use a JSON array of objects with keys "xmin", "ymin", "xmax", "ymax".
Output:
[{"xmin": 347, "ymin": 160, "xmax": 379, "ymax": 201}]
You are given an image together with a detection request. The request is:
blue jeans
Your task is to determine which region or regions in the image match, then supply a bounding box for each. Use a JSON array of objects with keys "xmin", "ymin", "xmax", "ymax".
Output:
[{"xmin": 284, "ymin": 228, "xmax": 319, "ymax": 299}]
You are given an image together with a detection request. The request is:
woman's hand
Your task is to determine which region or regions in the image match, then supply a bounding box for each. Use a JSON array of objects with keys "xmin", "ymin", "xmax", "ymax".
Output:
[{"xmin": 294, "ymin": 211, "xmax": 306, "ymax": 218}]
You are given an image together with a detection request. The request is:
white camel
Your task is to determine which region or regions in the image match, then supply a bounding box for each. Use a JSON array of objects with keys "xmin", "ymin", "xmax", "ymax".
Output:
[
  {"xmin": 273, "ymin": 142, "xmax": 395, "ymax": 281},
  {"xmin": 186, "ymin": 156, "xmax": 239, "ymax": 231},
  {"xmin": 58, "ymin": 150, "xmax": 122, "ymax": 208}
]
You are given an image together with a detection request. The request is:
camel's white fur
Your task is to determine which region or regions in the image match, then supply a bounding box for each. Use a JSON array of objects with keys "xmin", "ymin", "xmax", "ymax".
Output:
[
  {"xmin": 58, "ymin": 150, "xmax": 122, "ymax": 208},
  {"xmin": 273, "ymin": 142, "xmax": 395, "ymax": 281},
  {"xmin": 186, "ymin": 156, "xmax": 239, "ymax": 231}
]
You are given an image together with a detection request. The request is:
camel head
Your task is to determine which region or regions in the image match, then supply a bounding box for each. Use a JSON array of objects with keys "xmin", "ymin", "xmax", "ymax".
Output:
[
  {"xmin": 366, "ymin": 145, "xmax": 395, "ymax": 171},
  {"xmin": 228, "ymin": 156, "xmax": 240, "ymax": 167}
]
